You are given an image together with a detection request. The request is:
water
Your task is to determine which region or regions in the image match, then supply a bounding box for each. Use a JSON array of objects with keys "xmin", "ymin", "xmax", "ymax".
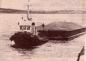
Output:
[{"xmin": 0, "ymin": 31, "xmax": 85, "ymax": 61}]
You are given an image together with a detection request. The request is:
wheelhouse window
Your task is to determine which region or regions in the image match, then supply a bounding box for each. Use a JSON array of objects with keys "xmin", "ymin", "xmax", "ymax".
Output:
[{"xmin": 19, "ymin": 25, "xmax": 30, "ymax": 30}]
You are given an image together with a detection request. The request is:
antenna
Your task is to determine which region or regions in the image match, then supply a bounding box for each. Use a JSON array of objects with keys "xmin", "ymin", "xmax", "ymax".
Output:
[{"xmin": 27, "ymin": 0, "xmax": 32, "ymax": 21}]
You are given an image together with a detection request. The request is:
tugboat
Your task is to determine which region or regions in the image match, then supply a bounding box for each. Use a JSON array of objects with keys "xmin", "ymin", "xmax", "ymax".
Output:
[{"xmin": 9, "ymin": 0, "xmax": 48, "ymax": 48}]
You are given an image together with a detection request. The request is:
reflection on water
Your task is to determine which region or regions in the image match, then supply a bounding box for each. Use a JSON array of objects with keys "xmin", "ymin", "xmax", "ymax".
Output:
[{"xmin": 0, "ymin": 32, "xmax": 85, "ymax": 61}]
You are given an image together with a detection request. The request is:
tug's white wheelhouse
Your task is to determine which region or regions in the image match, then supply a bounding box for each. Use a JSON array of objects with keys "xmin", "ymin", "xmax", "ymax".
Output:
[
  {"xmin": 18, "ymin": 19, "xmax": 32, "ymax": 32},
  {"xmin": 18, "ymin": 19, "xmax": 37, "ymax": 35}
]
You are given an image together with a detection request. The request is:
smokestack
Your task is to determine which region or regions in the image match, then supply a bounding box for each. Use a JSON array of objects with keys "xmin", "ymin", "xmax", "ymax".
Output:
[{"xmin": 31, "ymin": 22, "xmax": 36, "ymax": 35}]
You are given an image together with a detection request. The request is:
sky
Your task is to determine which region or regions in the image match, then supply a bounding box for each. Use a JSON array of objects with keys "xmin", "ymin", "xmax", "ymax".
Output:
[{"xmin": 0, "ymin": 0, "xmax": 86, "ymax": 32}]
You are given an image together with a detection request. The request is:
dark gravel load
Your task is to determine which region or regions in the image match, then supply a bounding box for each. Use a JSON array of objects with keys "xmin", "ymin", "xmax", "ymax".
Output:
[{"xmin": 37, "ymin": 22, "xmax": 86, "ymax": 41}]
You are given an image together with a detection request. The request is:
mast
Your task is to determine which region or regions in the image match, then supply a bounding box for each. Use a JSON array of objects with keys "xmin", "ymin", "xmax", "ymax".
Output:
[
  {"xmin": 27, "ymin": 0, "xmax": 36, "ymax": 35},
  {"xmin": 27, "ymin": 0, "xmax": 32, "ymax": 21}
]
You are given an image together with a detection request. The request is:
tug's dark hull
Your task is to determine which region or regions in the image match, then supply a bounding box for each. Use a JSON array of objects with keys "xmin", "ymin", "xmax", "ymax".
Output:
[{"xmin": 10, "ymin": 32, "xmax": 48, "ymax": 48}]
